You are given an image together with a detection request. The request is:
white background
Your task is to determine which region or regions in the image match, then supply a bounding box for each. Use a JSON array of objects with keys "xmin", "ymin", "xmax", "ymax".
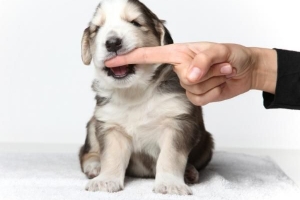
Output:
[{"xmin": 1, "ymin": 0, "xmax": 300, "ymax": 150}]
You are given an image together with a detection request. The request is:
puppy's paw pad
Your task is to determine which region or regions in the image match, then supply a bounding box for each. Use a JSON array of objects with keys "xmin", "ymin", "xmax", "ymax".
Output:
[
  {"xmin": 85, "ymin": 179, "xmax": 123, "ymax": 193},
  {"xmin": 153, "ymin": 183, "xmax": 192, "ymax": 195},
  {"xmin": 83, "ymin": 162, "xmax": 101, "ymax": 179}
]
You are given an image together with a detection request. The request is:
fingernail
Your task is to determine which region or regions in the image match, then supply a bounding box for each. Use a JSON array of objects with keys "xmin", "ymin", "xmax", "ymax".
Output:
[
  {"xmin": 188, "ymin": 67, "xmax": 202, "ymax": 82},
  {"xmin": 220, "ymin": 65, "xmax": 232, "ymax": 74}
]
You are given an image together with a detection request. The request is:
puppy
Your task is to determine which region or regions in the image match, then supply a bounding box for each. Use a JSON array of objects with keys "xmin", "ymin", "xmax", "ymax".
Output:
[{"xmin": 79, "ymin": 0, "xmax": 214, "ymax": 195}]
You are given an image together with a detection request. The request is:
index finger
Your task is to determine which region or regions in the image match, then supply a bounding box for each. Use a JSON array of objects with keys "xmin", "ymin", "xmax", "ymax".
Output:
[{"xmin": 105, "ymin": 45, "xmax": 178, "ymax": 67}]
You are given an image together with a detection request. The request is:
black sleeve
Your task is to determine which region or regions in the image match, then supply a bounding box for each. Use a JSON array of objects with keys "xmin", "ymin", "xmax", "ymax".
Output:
[{"xmin": 263, "ymin": 49, "xmax": 300, "ymax": 109}]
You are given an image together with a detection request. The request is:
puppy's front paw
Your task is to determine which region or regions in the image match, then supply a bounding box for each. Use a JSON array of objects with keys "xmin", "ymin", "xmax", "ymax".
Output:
[
  {"xmin": 153, "ymin": 182, "xmax": 192, "ymax": 195},
  {"xmin": 85, "ymin": 178, "xmax": 123, "ymax": 193},
  {"xmin": 83, "ymin": 161, "xmax": 101, "ymax": 179}
]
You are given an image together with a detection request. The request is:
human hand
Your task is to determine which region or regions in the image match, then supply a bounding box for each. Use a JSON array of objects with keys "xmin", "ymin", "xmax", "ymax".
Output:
[{"xmin": 105, "ymin": 42, "xmax": 277, "ymax": 106}]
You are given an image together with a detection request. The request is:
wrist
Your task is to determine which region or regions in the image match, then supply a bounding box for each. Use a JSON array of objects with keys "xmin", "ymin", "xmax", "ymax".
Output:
[{"xmin": 250, "ymin": 47, "xmax": 277, "ymax": 94}]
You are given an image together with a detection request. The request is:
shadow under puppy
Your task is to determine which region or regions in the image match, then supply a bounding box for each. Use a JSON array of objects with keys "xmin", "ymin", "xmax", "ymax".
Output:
[{"xmin": 79, "ymin": 0, "xmax": 214, "ymax": 195}]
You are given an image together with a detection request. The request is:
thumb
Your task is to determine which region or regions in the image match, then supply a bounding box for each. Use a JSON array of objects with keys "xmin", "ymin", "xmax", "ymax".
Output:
[
  {"xmin": 187, "ymin": 62, "xmax": 233, "ymax": 84},
  {"xmin": 186, "ymin": 47, "xmax": 232, "ymax": 83},
  {"xmin": 187, "ymin": 58, "xmax": 234, "ymax": 84},
  {"xmin": 186, "ymin": 53, "xmax": 211, "ymax": 83}
]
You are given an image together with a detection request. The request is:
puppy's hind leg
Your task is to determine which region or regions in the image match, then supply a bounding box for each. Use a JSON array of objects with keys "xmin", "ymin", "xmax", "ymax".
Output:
[
  {"xmin": 184, "ymin": 163, "xmax": 200, "ymax": 184},
  {"xmin": 79, "ymin": 117, "xmax": 101, "ymax": 179}
]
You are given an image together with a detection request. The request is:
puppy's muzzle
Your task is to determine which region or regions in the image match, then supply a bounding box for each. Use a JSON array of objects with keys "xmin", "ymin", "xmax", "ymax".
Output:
[{"xmin": 106, "ymin": 37, "xmax": 122, "ymax": 52}]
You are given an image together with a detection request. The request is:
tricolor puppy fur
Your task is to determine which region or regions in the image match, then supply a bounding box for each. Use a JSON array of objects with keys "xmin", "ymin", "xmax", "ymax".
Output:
[{"xmin": 79, "ymin": 0, "xmax": 214, "ymax": 195}]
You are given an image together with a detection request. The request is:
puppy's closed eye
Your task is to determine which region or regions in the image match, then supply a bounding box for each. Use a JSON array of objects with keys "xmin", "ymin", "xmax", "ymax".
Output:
[{"xmin": 130, "ymin": 20, "xmax": 142, "ymax": 27}]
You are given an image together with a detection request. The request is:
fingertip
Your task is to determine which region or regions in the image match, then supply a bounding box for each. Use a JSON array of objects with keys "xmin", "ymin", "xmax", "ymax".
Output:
[
  {"xmin": 220, "ymin": 64, "xmax": 232, "ymax": 74},
  {"xmin": 104, "ymin": 58, "xmax": 116, "ymax": 67},
  {"xmin": 105, "ymin": 56, "xmax": 127, "ymax": 67},
  {"xmin": 187, "ymin": 67, "xmax": 203, "ymax": 83}
]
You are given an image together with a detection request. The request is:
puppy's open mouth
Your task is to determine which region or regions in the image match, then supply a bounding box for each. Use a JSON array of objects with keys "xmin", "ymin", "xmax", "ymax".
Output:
[{"xmin": 104, "ymin": 64, "xmax": 135, "ymax": 79}]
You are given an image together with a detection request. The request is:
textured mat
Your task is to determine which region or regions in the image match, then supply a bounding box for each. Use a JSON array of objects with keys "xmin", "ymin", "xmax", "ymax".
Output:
[{"xmin": 0, "ymin": 152, "xmax": 299, "ymax": 200}]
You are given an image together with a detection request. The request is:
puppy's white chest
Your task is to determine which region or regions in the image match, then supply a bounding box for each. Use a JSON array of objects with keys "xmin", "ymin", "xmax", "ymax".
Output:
[
  {"xmin": 94, "ymin": 93, "xmax": 188, "ymax": 136},
  {"xmin": 96, "ymin": 98, "xmax": 161, "ymax": 135}
]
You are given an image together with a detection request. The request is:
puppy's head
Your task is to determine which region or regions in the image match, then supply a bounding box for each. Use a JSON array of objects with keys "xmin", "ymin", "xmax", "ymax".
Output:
[{"xmin": 81, "ymin": 0, "xmax": 173, "ymax": 89}]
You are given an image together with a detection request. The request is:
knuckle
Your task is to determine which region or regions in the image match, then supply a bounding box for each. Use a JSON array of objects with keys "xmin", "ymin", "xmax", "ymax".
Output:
[
  {"xmin": 219, "ymin": 44, "xmax": 231, "ymax": 59},
  {"xmin": 210, "ymin": 87, "xmax": 222, "ymax": 102},
  {"xmin": 195, "ymin": 85, "xmax": 204, "ymax": 95},
  {"xmin": 213, "ymin": 76, "xmax": 226, "ymax": 85},
  {"xmin": 181, "ymin": 76, "xmax": 193, "ymax": 86},
  {"xmin": 194, "ymin": 96, "xmax": 207, "ymax": 106},
  {"xmin": 180, "ymin": 81, "xmax": 187, "ymax": 89},
  {"xmin": 195, "ymin": 53, "xmax": 209, "ymax": 64},
  {"xmin": 204, "ymin": 52, "xmax": 214, "ymax": 64},
  {"xmin": 187, "ymin": 92, "xmax": 206, "ymax": 106},
  {"xmin": 186, "ymin": 85, "xmax": 203, "ymax": 95}
]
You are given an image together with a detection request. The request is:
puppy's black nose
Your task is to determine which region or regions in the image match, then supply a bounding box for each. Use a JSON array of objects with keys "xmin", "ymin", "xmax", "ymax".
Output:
[{"xmin": 105, "ymin": 37, "xmax": 122, "ymax": 52}]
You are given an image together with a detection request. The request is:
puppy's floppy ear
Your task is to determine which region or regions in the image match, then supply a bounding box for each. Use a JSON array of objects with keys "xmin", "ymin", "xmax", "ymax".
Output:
[
  {"xmin": 162, "ymin": 25, "xmax": 173, "ymax": 45},
  {"xmin": 156, "ymin": 20, "xmax": 174, "ymax": 45},
  {"xmin": 81, "ymin": 27, "xmax": 92, "ymax": 65}
]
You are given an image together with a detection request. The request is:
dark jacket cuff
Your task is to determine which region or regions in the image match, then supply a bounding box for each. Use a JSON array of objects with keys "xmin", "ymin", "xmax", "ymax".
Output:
[{"xmin": 263, "ymin": 49, "xmax": 300, "ymax": 110}]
